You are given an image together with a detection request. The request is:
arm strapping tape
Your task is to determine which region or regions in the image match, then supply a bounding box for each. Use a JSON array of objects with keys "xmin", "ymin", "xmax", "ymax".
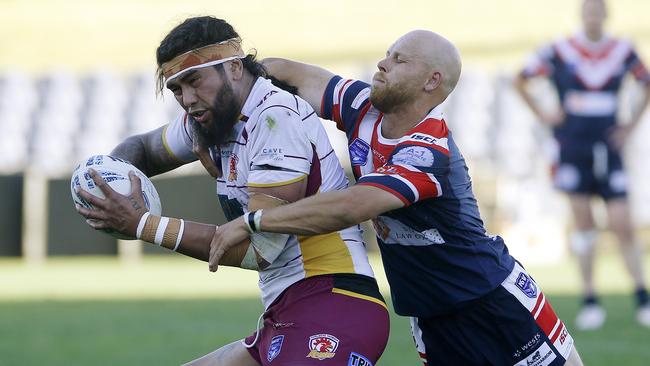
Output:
[{"xmin": 136, "ymin": 213, "xmax": 185, "ymax": 251}]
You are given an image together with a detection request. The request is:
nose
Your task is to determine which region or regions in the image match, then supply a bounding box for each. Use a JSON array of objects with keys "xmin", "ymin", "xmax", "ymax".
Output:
[
  {"xmin": 181, "ymin": 86, "xmax": 198, "ymax": 109},
  {"xmin": 377, "ymin": 57, "xmax": 388, "ymax": 73}
]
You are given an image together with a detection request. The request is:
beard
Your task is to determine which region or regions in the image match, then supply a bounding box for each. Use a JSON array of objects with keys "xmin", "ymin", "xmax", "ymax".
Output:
[
  {"xmin": 369, "ymin": 78, "xmax": 416, "ymax": 114},
  {"xmin": 199, "ymin": 81, "xmax": 241, "ymax": 147}
]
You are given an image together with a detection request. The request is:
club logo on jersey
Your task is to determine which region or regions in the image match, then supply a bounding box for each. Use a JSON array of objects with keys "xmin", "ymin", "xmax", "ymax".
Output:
[
  {"xmin": 228, "ymin": 153, "xmax": 239, "ymax": 181},
  {"xmin": 513, "ymin": 342, "xmax": 556, "ymax": 366},
  {"xmin": 516, "ymin": 272, "xmax": 537, "ymax": 298},
  {"xmin": 349, "ymin": 138, "xmax": 370, "ymax": 166},
  {"xmin": 306, "ymin": 334, "xmax": 339, "ymax": 360},
  {"xmin": 267, "ymin": 335, "xmax": 284, "ymax": 362},
  {"xmin": 348, "ymin": 352, "xmax": 373, "ymax": 366},
  {"xmin": 392, "ymin": 146, "xmax": 434, "ymax": 167}
]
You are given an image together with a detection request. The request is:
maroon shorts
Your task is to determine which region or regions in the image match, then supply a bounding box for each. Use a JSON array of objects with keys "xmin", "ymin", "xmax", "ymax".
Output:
[{"xmin": 244, "ymin": 274, "xmax": 389, "ymax": 365}]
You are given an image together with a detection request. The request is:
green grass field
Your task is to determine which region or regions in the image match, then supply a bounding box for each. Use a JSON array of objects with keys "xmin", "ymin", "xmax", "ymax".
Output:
[{"xmin": 2, "ymin": 253, "xmax": 650, "ymax": 365}]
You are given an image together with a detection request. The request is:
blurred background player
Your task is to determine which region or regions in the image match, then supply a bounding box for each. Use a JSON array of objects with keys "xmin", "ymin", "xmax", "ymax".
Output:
[
  {"xmin": 514, "ymin": 0, "xmax": 650, "ymax": 330},
  {"xmin": 76, "ymin": 16, "xmax": 389, "ymax": 365},
  {"xmin": 207, "ymin": 30, "xmax": 584, "ymax": 366}
]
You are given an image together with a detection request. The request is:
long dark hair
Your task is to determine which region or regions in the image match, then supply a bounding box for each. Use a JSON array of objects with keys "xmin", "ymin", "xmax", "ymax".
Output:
[{"xmin": 156, "ymin": 16, "xmax": 297, "ymax": 95}]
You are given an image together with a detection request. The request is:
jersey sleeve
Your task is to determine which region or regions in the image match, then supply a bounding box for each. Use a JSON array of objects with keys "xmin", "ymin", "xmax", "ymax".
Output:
[
  {"xmin": 321, "ymin": 76, "xmax": 373, "ymax": 135},
  {"xmin": 520, "ymin": 43, "xmax": 555, "ymax": 79},
  {"xmin": 247, "ymin": 105, "xmax": 313, "ymax": 187},
  {"xmin": 625, "ymin": 46, "xmax": 650, "ymax": 85},
  {"xmin": 162, "ymin": 112, "xmax": 196, "ymax": 162},
  {"xmin": 357, "ymin": 123, "xmax": 450, "ymax": 206}
]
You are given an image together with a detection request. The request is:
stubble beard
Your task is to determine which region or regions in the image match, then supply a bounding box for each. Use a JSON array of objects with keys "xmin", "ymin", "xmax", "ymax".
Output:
[{"xmin": 369, "ymin": 81, "xmax": 415, "ymax": 114}]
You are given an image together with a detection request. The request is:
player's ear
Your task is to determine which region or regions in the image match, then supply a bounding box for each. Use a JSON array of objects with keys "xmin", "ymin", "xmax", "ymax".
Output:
[
  {"xmin": 229, "ymin": 59, "xmax": 244, "ymax": 80},
  {"xmin": 424, "ymin": 70, "xmax": 442, "ymax": 92}
]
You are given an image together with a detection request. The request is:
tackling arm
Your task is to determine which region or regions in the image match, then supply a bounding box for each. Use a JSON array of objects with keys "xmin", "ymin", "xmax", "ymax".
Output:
[
  {"xmin": 257, "ymin": 185, "xmax": 402, "ymax": 236},
  {"xmin": 208, "ymin": 185, "xmax": 404, "ymax": 271},
  {"xmin": 261, "ymin": 58, "xmax": 334, "ymax": 116}
]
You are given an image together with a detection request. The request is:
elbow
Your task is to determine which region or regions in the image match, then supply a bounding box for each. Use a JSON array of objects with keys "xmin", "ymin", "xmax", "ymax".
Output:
[{"xmin": 336, "ymin": 191, "xmax": 375, "ymax": 227}]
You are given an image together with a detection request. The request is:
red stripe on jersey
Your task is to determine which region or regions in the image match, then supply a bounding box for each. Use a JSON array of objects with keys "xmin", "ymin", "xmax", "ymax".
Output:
[
  {"xmin": 568, "ymin": 37, "xmax": 618, "ymax": 60},
  {"xmin": 531, "ymin": 293, "xmax": 545, "ymax": 316},
  {"xmin": 305, "ymin": 143, "xmax": 321, "ymax": 197},
  {"xmin": 336, "ymin": 79, "xmax": 353, "ymax": 120},
  {"xmin": 386, "ymin": 165, "xmax": 440, "ymax": 198},
  {"xmin": 535, "ymin": 301, "xmax": 560, "ymax": 337},
  {"xmin": 411, "ymin": 118, "xmax": 449, "ymax": 139},
  {"xmin": 332, "ymin": 104, "xmax": 342, "ymax": 125},
  {"xmin": 549, "ymin": 321, "xmax": 565, "ymax": 344},
  {"xmin": 356, "ymin": 102, "xmax": 373, "ymax": 130},
  {"xmin": 358, "ymin": 181, "xmax": 411, "ymax": 205},
  {"xmin": 418, "ymin": 352, "xmax": 428, "ymax": 365}
]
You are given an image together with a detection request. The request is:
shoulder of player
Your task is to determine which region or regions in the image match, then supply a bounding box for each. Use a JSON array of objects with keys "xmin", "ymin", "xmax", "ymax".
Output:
[
  {"xmin": 396, "ymin": 118, "xmax": 450, "ymax": 151},
  {"xmin": 249, "ymin": 90, "xmax": 301, "ymax": 121}
]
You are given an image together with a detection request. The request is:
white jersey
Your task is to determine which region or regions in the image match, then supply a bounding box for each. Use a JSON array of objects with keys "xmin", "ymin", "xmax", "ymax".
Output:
[{"xmin": 163, "ymin": 77, "xmax": 375, "ymax": 308}]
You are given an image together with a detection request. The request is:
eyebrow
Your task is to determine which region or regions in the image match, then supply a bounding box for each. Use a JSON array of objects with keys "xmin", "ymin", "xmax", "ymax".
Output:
[{"xmin": 166, "ymin": 70, "xmax": 198, "ymax": 89}]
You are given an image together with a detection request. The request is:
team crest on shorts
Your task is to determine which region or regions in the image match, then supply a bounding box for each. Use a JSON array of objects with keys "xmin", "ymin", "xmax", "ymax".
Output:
[
  {"xmin": 349, "ymin": 138, "xmax": 370, "ymax": 166},
  {"xmin": 306, "ymin": 334, "xmax": 339, "ymax": 360},
  {"xmin": 348, "ymin": 352, "xmax": 373, "ymax": 366},
  {"xmin": 516, "ymin": 272, "xmax": 537, "ymax": 298},
  {"xmin": 267, "ymin": 335, "xmax": 284, "ymax": 362}
]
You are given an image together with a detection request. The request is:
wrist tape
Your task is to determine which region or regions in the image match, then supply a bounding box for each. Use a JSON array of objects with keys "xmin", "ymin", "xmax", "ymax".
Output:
[{"xmin": 136, "ymin": 212, "xmax": 185, "ymax": 251}]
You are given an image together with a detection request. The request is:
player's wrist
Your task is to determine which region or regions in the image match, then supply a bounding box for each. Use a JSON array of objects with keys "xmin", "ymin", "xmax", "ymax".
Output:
[
  {"xmin": 243, "ymin": 210, "xmax": 264, "ymax": 233},
  {"xmin": 136, "ymin": 212, "xmax": 185, "ymax": 251}
]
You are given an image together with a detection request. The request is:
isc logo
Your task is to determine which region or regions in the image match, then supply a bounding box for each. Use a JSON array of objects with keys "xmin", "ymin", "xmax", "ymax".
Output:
[
  {"xmin": 403, "ymin": 133, "xmax": 449, "ymax": 150},
  {"xmin": 409, "ymin": 133, "xmax": 436, "ymax": 143}
]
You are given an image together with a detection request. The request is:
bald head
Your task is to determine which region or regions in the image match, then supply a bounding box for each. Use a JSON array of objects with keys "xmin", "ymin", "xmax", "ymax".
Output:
[
  {"xmin": 397, "ymin": 30, "xmax": 462, "ymax": 97},
  {"xmin": 370, "ymin": 30, "xmax": 462, "ymax": 114}
]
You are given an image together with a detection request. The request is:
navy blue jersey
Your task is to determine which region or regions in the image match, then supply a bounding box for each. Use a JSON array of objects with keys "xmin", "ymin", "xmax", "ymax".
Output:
[
  {"xmin": 521, "ymin": 32, "xmax": 650, "ymax": 145},
  {"xmin": 322, "ymin": 76, "xmax": 515, "ymax": 317}
]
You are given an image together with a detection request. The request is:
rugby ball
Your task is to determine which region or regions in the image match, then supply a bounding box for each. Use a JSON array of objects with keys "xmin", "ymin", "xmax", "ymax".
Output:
[{"xmin": 70, "ymin": 155, "xmax": 162, "ymax": 239}]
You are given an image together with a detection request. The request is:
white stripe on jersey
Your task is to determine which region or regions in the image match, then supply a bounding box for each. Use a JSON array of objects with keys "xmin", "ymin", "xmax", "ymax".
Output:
[
  {"xmin": 331, "ymin": 79, "xmax": 353, "ymax": 118},
  {"xmin": 356, "ymin": 118, "xmax": 376, "ymax": 176},
  {"xmin": 394, "ymin": 163, "xmax": 443, "ymax": 197},
  {"xmin": 555, "ymin": 37, "xmax": 631, "ymax": 89},
  {"xmin": 364, "ymin": 172, "xmax": 420, "ymax": 202},
  {"xmin": 351, "ymin": 88, "xmax": 371, "ymax": 109}
]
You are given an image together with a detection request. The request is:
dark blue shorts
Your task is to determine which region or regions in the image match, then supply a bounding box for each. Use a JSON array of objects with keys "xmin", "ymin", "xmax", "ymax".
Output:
[
  {"xmin": 552, "ymin": 141, "xmax": 627, "ymax": 200},
  {"xmin": 410, "ymin": 263, "xmax": 574, "ymax": 366}
]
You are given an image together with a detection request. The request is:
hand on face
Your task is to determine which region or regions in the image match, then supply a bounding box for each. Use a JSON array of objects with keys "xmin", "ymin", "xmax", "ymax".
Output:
[{"xmin": 75, "ymin": 169, "xmax": 147, "ymax": 238}]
